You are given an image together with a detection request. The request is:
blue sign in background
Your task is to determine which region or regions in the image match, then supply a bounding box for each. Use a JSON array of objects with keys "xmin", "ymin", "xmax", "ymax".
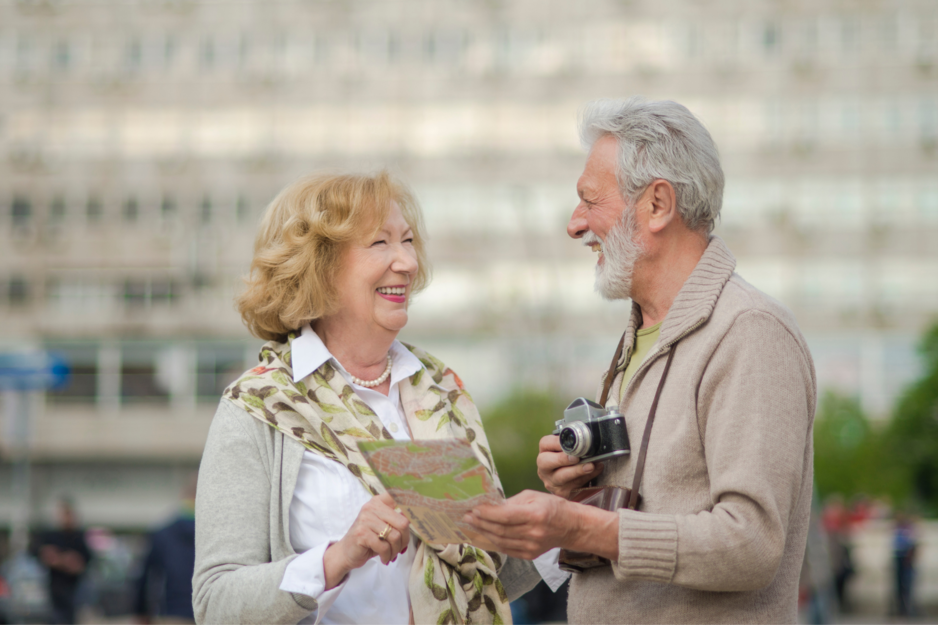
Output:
[{"xmin": 0, "ymin": 352, "xmax": 71, "ymax": 391}]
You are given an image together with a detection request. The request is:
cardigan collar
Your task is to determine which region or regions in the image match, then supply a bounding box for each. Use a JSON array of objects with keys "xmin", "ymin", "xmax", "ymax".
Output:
[{"xmin": 616, "ymin": 235, "xmax": 736, "ymax": 370}]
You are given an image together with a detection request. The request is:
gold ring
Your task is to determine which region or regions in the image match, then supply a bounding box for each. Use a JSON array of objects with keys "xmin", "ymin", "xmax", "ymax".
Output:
[{"xmin": 378, "ymin": 523, "xmax": 392, "ymax": 541}]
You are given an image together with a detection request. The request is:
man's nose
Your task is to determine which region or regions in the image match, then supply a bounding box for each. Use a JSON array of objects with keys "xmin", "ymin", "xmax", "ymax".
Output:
[{"xmin": 567, "ymin": 203, "xmax": 588, "ymax": 239}]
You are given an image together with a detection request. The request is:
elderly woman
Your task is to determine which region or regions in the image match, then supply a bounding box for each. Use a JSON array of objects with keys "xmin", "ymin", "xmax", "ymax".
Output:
[{"xmin": 192, "ymin": 172, "xmax": 539, "ymax": 624}]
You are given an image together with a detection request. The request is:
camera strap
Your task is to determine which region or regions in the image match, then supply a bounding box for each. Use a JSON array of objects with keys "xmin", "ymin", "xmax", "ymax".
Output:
[
  {"xmin": 597, "ymin": 330, "xmax": 679, "ymax": 511},
  {"xmin": 627, "ymin": 344, "xmax": 677, "ymax": 510},
  {"xmin": 598, "ymin": 331, "xmax": 627, "ymax": 407}
]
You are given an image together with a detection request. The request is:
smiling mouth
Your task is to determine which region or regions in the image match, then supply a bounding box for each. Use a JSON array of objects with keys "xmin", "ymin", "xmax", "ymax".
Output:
[{"xmin": 377, "ymin": 286, "xmax": 406, "ymax": 295}]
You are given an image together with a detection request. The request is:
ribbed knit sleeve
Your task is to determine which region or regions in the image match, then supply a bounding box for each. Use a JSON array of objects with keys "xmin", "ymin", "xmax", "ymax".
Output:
[{"xmin": 612, "ymin": 511, "xmax": 678, "ymax": 583}]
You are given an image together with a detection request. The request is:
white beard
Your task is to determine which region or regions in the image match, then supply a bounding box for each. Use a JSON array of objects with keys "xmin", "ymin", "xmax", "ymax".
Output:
[{"xmin": 587, "ymin": 207, "xmax": 645, "ymax": 301}]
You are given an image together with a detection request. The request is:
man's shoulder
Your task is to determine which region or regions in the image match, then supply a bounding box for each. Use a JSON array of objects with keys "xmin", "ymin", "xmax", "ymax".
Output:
[{"xmin": 715, "ymin": 272, "xmax": 803, "ymax": 335}]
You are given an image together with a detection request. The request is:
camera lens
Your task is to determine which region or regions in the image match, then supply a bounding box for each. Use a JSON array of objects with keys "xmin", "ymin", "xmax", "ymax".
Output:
[
  {"xmin": 560, "ymin": 429, "xmax": 578, "ymax": 450},
  {"xmin": 559, "ymin": 421, "xmax": 593, "ymax": 458}
]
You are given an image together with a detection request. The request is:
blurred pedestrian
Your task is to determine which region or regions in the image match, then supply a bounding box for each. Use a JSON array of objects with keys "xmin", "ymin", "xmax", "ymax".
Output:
[
  {"xmin": 821, "ymin": 495, "xmax": 853, "ymax": 613},
  {"xmin": 32, "ymin": 498, "xmax": 91, "ymax": 624},
  {"xmin": 134, "ymin": 479, "xmax": 197, "ymax": 624},
  {"xmin": 892, "ymin": 511, "xmax": 918, "ymax": 618}
]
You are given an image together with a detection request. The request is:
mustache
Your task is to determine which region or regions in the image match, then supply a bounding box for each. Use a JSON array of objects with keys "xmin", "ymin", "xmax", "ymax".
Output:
[{"xmin": 582, "ymin": 231, "xmax": 602, "ymax": 248}]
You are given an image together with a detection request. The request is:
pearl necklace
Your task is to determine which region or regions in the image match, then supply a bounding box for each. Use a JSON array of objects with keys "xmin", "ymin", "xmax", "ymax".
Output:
[{"xmin": 350, "ymin": 354, "xmax": 393, "ymax": 388}]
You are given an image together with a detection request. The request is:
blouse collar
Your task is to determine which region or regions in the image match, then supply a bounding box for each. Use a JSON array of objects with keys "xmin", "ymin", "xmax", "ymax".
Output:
[{"xmin": 290, "ymin": 323, "xmax": 423, "ymax": 386}]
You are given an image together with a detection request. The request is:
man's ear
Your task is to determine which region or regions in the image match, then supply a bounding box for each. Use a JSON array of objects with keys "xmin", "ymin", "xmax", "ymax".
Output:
[{"xmin": 646, "ymin": 179, "xmax": 677, "ymax": 234}]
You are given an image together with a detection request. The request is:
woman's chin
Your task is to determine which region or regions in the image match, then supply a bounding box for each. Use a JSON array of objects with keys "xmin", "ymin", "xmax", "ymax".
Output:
[{"xmin": 376, "ymin": 311, "xmax": 409, "ymax": 334}]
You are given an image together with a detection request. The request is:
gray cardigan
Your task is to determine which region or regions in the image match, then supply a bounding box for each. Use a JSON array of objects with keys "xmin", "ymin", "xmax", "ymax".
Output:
[{"xmin": 193, "ymin": 399, "xmax": 541, "ymax": 624}]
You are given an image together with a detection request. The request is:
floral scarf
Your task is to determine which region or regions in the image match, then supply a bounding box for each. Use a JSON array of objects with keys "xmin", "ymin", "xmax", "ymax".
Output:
[{"xmin": 223, "ymin": 333, "xmax": 512, "ymax": 625}]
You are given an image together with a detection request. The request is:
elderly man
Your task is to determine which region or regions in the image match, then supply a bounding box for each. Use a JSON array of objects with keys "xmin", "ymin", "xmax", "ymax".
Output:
[{"xmin": 466, "ymin": 98, "xmax": 816, "ymax": 623}]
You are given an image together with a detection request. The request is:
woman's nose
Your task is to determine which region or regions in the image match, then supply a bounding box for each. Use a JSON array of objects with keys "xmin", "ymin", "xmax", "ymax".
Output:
[{"xmin": 393, "ymin": 244, "xmax": 418, "ymax": 275}]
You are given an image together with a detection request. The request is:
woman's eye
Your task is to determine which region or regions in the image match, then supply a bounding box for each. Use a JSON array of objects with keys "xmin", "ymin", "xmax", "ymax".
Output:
[
  {"xmin": 371, "ymin": 239, "xmax": 387, "ymax": 247},
  {"xmin": 403, "ymin": 237, "xmax": 414, "ymax": 244}
]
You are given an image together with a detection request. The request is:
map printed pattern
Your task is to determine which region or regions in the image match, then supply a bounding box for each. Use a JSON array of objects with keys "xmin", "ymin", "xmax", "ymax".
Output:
[{"xmin": 359, "ymin": 439, "xmax": 505, "ymax": 551}]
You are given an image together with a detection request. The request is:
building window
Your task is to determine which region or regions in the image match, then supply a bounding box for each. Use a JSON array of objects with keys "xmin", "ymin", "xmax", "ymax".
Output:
[
  {"xmin": 881, "ymin": 14, "xmax": 899, "ymax": 52},
  {"xmin": 313, "ymin": 34, "xmax": 330, "ymax": 65},
  {"xmin": 121, "ymin": 344, "xmax": 170, "ymax": 405},
  {"xmin": 164, "ymin": 34, "xmax": 176, "ymax": 69},
  {"xmin": 200, "ymin": 196, "xmax": 212, "ymax": 224},
  {"xmin": 683, "ymin": 23, "xmax": 701, "ymax": 59},
  {"xmin": 839, "ymin": 16, "xmax": 860, "ymax": 54},
  {"xmin": 12, "ymin": 196, "xmax": 32, "ymax": 227},
  {"xmin": 151, "ymin": 280, "xmax": 174, "ymax": 303},
  {"xmin": 884, "ymin": 101, "xmax": 901, "ymax": 136},
  {"xmin": 127, "ymin": 37, "xmax": 142, "ymax": 72},
  {"xmin": 16, "ymin": 37, "xmax": 32, "ymax": 75},
  {"xmin": 50, "ymin": 196, "xmax": 66, "ymax": 224},
  {"xmin": 238, "ymin": 34, "xmax": 250, "ymax": 69},
  {"xmin": 53, "ymin": 40, "xmax": 71, "ymax": 71},
  {"xmin": 197, "ymin": 344, "xmax": 246, "ymax": 401},
  {"xmin": 87, "ymin": 197, "xmax": 103, "ymax": 224},
  {"xmin": 161, "ymin": 196, "xmax": 176, "ymax": 220},
  {"xmin": 919, "ymin": 188, "xmax": 938, "ymax": 220},
  {"xmin": 45, "ymin": 345, "xmax": 98, "ymax": 405},
  {"xmin": 123, "ymin": 197, "xmax": 139, "ymax": 223},
  {"xmin": 123, "ymin": 279, "xmax": 177, "ymax": 307},
  {"xmin": 8, "ymin": 276, "xmax": 29, "ymax": 306},
  {"xmin": 124, "ymin": 280, "xmax": 147, "ymax": 306},
  {"xmin": 236, "ymin": 195, "xmax": 249, "ymax": 222},
  {"xmin": 201, "ymin": 37, "xmax": 215, "ymax": 70},
  {"xmin": 920, "ymin": 98, "xmax": 937, "ymax": 141},
  {"xmin": 798, "ymin": 20, "xmax": 818, "ymax": 57},
  {"xmin": 762, "ymin": 22, "xmax": 780, "ymax": 56}
]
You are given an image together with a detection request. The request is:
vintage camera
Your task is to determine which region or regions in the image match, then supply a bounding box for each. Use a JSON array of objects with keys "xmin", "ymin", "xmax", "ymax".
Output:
[{"xmin": 553, "ymin": 398, "xmax": 630, "ymax": 464}]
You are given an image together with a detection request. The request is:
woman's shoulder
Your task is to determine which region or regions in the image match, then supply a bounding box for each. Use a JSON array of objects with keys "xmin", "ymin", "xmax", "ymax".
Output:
[
  {"xmin": 210, "ymin": 398, "xmax": 273, "ymax": 441},
  {"xmin": 398, "ymin": 342, "xmax": 467, "ymax": 392}
]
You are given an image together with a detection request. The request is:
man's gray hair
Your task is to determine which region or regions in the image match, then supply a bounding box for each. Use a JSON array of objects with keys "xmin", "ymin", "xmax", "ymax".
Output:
[{"xmin": 578, "ymin": 97, "xmax": 724, "ymax": 234}]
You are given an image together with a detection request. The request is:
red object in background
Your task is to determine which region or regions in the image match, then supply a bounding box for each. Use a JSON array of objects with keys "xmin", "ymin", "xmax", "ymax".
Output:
[
  {"xmin": 0, "ymin": 573, "xmax": 9, "ymax": 597},
  {"xmin": 847, "ymin": 498, "xmax": 873, "ymax": 528},
  {"xmin": 822, "ymin": 500, "xmax": 849, "ymax": 534}
]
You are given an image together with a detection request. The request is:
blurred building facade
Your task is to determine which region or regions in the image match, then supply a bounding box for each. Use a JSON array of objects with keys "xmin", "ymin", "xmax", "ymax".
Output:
[{"xmin": 1, "ymin": 0, "xmax": 936, "ymax": 530}]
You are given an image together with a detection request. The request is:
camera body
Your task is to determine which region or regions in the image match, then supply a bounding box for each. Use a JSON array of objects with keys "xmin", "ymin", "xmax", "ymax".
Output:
[{"xmin": 553, "ymin": 398, "xmax": 630, "ymax": 464}]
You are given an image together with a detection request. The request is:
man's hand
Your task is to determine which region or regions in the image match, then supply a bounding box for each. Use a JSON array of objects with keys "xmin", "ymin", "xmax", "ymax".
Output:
[
  {"xmin": 464, "ymin": 490, "xmax": 620, "ymax": 562},
  {"xmin": 537, "ymin": 435, "xmax": 604, "ymax": 499},
  {"xmin": 464, "ymin": 490, "xmax": 574, "ymax": 560}
]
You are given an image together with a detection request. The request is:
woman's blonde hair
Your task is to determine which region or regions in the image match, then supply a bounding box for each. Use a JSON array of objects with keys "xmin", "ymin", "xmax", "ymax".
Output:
[{"xmin": 237, "ymin": 171, "xmax": 431, "ymax": 342}]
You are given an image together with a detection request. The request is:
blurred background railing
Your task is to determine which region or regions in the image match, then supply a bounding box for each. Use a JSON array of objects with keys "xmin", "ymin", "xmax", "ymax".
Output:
[{"xmin": 0, "ymin": 0, "xmax": 936, "ymax": 622}]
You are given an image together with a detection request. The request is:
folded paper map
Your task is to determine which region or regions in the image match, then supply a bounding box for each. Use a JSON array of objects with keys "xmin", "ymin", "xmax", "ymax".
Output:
[{"xmin": 357, "ymin": 438, "xmax": 504, "ymax": 551}]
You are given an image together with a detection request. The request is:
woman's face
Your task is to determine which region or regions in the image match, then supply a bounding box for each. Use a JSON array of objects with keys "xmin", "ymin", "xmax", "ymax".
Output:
[{"xmin": 331, "ymin": 201, "xmax": 419, "ymax": 336}]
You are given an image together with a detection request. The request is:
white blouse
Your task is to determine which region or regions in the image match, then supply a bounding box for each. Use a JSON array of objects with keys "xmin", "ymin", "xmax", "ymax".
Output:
[
  {"xmin": 278, "ymin": 325, "xmax": 421, "ymax": 625},
  {"xmin": 278, "ymin": 325, "xmax": 567, "ymax": 624}
]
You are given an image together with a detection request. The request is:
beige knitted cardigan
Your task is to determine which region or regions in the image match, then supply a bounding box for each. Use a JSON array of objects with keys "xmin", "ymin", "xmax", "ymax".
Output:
[{"xmin": 567, "ymin": 237, "xmax": 817, "ymax": 624}]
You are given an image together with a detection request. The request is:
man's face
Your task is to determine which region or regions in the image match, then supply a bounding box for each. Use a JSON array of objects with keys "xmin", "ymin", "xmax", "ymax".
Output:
[
  {"xmin": 569, "ymin": 135, "xmax": 646, "ymax": 300},
  {"xmin": 569, "ymin": 135, "xmax": 627, "ymax": 248}
]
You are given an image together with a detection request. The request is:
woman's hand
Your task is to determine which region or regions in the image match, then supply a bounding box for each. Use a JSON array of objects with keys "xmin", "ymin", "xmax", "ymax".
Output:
[{"xmin": 322, "ymin": 493, "xmax": 410, "ymax": 589}]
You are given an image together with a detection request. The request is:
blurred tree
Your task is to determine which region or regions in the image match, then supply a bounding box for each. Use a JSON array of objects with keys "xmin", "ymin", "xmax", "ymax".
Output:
[
  {"xmin": 813, "ymin": 321, "xmax": 938, "ymax": 517},
  {"xmin": 815, "ymin": 391, "xmax": 874, "ymax": 499},
  {"xmin": 813, "ymin": 391, "xmax": 905, "ymax": 505},
  {"xmin": 483, "ymin": 391, "xmax": 567, "ymax": 497},
  {"xmin": 883, "ymin": 322, "xmax": 938, "ymax": 516}
]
